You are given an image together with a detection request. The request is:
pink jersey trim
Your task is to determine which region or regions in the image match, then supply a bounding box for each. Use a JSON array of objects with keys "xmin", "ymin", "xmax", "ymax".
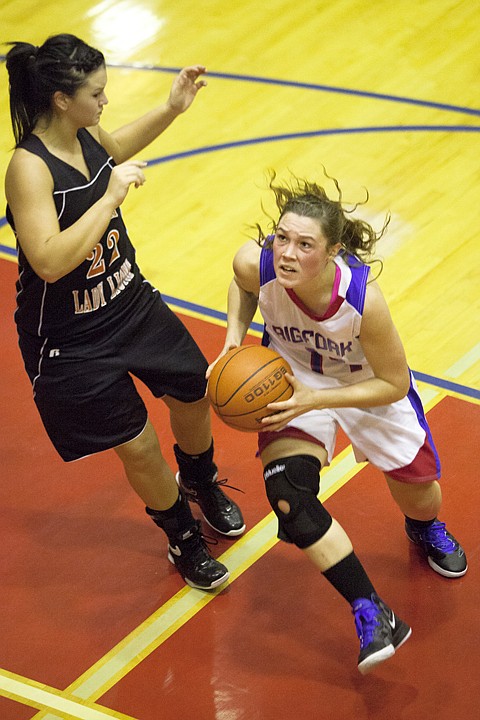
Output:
[{"xmin": 286, "ymin": 263, "xmax": 343, "ymax": 321}]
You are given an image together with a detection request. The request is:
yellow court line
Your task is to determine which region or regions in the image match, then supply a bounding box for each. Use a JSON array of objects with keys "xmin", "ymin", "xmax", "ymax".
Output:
[
  {"xmin": 22, "ymin": 377, "xmax": 479, "ymax": 720},
  {"xmin": 26, "ymin": 445, "xmax": 365, "ymax": 720},
  {"xmin": 31, "ymin": 446, "xmax": 371, "ymax": 720},
  {"xmin": 0, "ymin": 669, "xmax": 138, "ymax": 720},
  {"xmin": 417, "ymin": 386, "xmax": 446, "ymax": 413},
  {"xmin": 446, "ymin": 342, "xmax": 480, "ymax": 379},
  {"xmin": 163, "ymin": 303, "xmax": 230, "ymax": 330}
]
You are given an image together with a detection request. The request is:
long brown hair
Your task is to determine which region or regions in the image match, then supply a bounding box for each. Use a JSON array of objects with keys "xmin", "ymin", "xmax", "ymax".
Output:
[{"xmin": 254, "ymin": 169, "xmax": 389, "ymax": 273}]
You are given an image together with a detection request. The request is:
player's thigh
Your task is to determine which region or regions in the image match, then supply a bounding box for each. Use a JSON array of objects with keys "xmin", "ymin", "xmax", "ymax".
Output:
[
  {"xmin": 162, "ymin": 393, "xmax": 211, "ymax": 427},
  {"xmin": 260, "ymin": 435, "xmax": 328, "ymax": 468},
  {"xmin": 32, "ymin": 351, "xmax": 147, "ymax": 461},
  {"xmin": 128, "ymin": 294, "xmax": 208, "ymax": 402}
]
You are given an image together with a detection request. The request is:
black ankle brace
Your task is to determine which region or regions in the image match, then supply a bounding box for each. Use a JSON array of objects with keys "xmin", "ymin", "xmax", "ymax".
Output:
[
  {"xmin": 173, "ymin": 441, "xmax": 216, "ymax": 485},
  {"xmin": 146, "ymin": 492, "xmax": 195, "ymax": 538}
]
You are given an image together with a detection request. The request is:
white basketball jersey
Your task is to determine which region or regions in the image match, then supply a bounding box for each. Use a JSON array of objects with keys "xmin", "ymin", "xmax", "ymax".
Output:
[
  {"xmin": 259, "ymin": 246, "xmax": 373, "ymax": 387},
  {"xmin": 258, "ymin": 244, "xmax": 440, "ymax": 480}
]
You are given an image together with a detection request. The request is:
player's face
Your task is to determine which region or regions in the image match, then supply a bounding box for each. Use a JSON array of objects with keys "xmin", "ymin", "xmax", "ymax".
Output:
[
  {"xmin": 65, "ymin": 66, "xmax": 109, "ymax": 127},
  {"xmin": 272, "ymin": 212, "xmax": 338, "ymax": 287}
]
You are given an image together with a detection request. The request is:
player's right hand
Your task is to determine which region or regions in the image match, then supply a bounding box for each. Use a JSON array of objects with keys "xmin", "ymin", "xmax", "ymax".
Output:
[
  {"xmin": 206, "ymin": 343, "xmax": 240, "ymax": 380},
  {"xmin": 106, "ymin": 160, "xmax": 147, "ymax": 206}
]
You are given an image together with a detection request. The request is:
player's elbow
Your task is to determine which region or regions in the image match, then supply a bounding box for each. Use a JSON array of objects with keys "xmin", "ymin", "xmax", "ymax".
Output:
[
  {"xmin": 394, "ymin": 369, "xmax": 411, "ymax": 400},
  {"xmin": 18, "ymin": 238, "xmax": 65, "ymax": 283},
  {"xmin": 44, "ymin": 273, "xmax": 63, "ymax": 284},
  {"xmin": 31, "ymin": 260, "xmax": 64, "ymax": 284}
]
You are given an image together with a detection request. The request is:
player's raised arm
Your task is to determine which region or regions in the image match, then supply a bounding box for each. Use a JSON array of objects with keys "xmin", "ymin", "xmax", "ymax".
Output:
[{"xmin": 97, "ymin": 65, "xmax": 207, "ymax": 164}]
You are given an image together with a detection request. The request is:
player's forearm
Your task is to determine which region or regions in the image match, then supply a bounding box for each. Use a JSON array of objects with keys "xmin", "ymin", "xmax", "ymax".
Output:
[
  {"xmin": 33, "ymin": 196, "xmax": 118, "ymax": 283},
  {"xmin": 110, "ymin": 103, "xmax": 180, "ymax": 163},
  {"xmin": 312, "ymin": 376, "xmax": 409, "ymax": 411},
  {"xmin": 225, "ymin": 279, "xmax": 258, "ymax": 348}
]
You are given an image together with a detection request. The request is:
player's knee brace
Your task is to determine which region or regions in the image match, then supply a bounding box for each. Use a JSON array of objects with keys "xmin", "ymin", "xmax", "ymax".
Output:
[{"xmin": 263, "ymin": 454, "xmax": 332, "ymax": 549}]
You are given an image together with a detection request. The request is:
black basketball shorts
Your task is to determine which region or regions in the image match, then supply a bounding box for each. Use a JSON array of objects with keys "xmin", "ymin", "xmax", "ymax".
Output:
[{"xmin": 18, "ymin": 291, "xmax": 208, "ymax": 462}]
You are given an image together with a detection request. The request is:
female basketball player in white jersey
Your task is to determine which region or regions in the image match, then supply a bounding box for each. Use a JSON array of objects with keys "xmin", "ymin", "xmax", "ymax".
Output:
[{"xmin": 211, "ymin": 171, "xmax": 467, "ymax": 673}]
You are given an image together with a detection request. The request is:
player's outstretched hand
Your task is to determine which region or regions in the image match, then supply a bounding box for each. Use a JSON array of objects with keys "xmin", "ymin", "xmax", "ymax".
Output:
[{"xmin": 167, "ymin": 65, "xmax": 207, "ymax": 115}]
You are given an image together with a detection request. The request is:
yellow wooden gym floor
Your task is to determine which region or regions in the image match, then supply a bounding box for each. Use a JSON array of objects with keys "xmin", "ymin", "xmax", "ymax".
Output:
[{"xmin": 0, "ymin": 2, "xmax": 479, "ymax": 719}]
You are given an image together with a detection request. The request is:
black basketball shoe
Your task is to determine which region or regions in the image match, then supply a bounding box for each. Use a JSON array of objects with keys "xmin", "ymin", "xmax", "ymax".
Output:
[
  {"xmin": 352, "ymin": 593, "xmax": 412, "ymax": 675},
  {"xmin": 167, "ymin": 520, "xmax": 230, "ymax": 590},
  {"xmin": 146, "ymin": 499, "xmax": 230, "ymax": 590},
  {"xmin": 176, "ymin": 471, "xmax": 246, "ymax": 537},
  {"xmin": 405, "ymin": 518, "xmax": 467, "ymax": 578}
]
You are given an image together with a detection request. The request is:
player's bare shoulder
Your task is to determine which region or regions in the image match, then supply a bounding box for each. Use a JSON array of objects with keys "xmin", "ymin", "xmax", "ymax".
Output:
[
  {"xmin": 362, "ymin": 279, "xmax": 393, "ymax": 324},
  {"xmin": 360, "ymin": 278, "xmax": 405, "ymax": 361},
  {"xmin": 89, "ymin": 125, "xmax": 120, "ymax": 159},
  {"xmin": 233, "ymin": 239, "xmax": 261, "ymax": 295},
  {"xmin": 5, "ymin": 147, "xmax": 53, "ymax": 206}
]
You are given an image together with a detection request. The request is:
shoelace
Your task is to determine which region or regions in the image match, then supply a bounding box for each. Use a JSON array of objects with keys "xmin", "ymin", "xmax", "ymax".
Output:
[
  {"xmin": 182, "ymin": 475, "xmax": 245, "ymax": 511},
  {"xmin": 422, "ymin": 521, "xmax": 457, "ymax": 553},
  {"xmin": 211, "ymin": 476, "xmax": 245, "ymax": 494},
  {"xmin": 209, "ymin": 476, "xmax": 245, "ymax": 505},
  {"xmin": 179, "ymin": 521, "xmax": 219, "ymax": 551},
  {"xmin": 352, "ymin": 600, "xmax": 380, "ymax": 648}
]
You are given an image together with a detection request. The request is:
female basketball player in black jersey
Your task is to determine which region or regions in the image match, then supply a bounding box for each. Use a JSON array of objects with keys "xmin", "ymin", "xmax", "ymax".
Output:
[{"xmin": 4, "ymin": 33, "xmax": 245, "ymax": 590}]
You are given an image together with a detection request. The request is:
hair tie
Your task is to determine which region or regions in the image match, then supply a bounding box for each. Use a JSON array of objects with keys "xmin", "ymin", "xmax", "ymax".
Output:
[{"xmin": 27, "ymin": 45, "xmax": 39, "ymax": 68}]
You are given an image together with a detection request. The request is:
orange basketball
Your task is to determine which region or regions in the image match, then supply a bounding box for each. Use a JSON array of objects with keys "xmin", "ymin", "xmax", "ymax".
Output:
[{"xmin": 207, "ymin": 345, "xmax": 293, "ymax": 432}]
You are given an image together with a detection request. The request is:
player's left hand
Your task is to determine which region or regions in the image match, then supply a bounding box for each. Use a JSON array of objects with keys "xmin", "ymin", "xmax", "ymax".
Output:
[
  {"xmin": 167, "ymin": 65, "xmax": 207, "ymax": 114},
  {"xmin": 260, "ymin": 374, "xmax": 318, "ymax": 431}
]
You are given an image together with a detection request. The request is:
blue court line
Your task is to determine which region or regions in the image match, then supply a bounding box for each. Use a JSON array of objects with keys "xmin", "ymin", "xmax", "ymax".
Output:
[
  {"xmin": 1, "ymin": 60, "xmax": 478, "ymax": 399},
  {"xmin": 411, "ymin": 372, "xmax": 480, "ymax": 400},
  {"xmin": 144, "ymin": 125, "xmax": 480, "ymax": 167},
  {"xmin": 106, "ymin": 63, "xmax": 480, "ymax": 118},
  {"xmin": 0, "ymin": 254, "xmax": 476, "ymax": 399},
  {"xmin": 4, "ymin": 55, "xmax": 476, "ymax": 116},
  {"xmin": 1, "ymin": 123, "xmax": 477, "ymax": 237},
  {"xmin": 1, "ymin": 123, "xmax": 478, "ymax": 237},
  {"xmin": 162, "ymin": 293, "xmax": 479, "ymax": 401},
  {"xmin": 0, "ymin": 55, "xmax": 479, "ymax": 120}
]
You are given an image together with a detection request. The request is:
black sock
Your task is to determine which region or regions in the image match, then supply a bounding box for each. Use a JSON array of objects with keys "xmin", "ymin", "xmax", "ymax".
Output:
[
  {"xmin": 405, "ymin": 515, "xmax": 436, "ymax": 528},
  {"xmin": 323, "ymin": 552, "xmax": 376, "ymax": 605}
]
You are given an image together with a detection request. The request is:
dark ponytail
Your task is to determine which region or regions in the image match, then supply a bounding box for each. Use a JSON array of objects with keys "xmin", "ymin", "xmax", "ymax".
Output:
[{"xmin": 5, "ymin": 34, "xmax": 105, "ymax": 145}]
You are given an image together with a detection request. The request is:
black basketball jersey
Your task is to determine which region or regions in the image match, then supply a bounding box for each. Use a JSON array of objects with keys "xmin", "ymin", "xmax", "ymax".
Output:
[{"xmin": 6, "ymin": 129, "xmax": 147, "ymax": 339}]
